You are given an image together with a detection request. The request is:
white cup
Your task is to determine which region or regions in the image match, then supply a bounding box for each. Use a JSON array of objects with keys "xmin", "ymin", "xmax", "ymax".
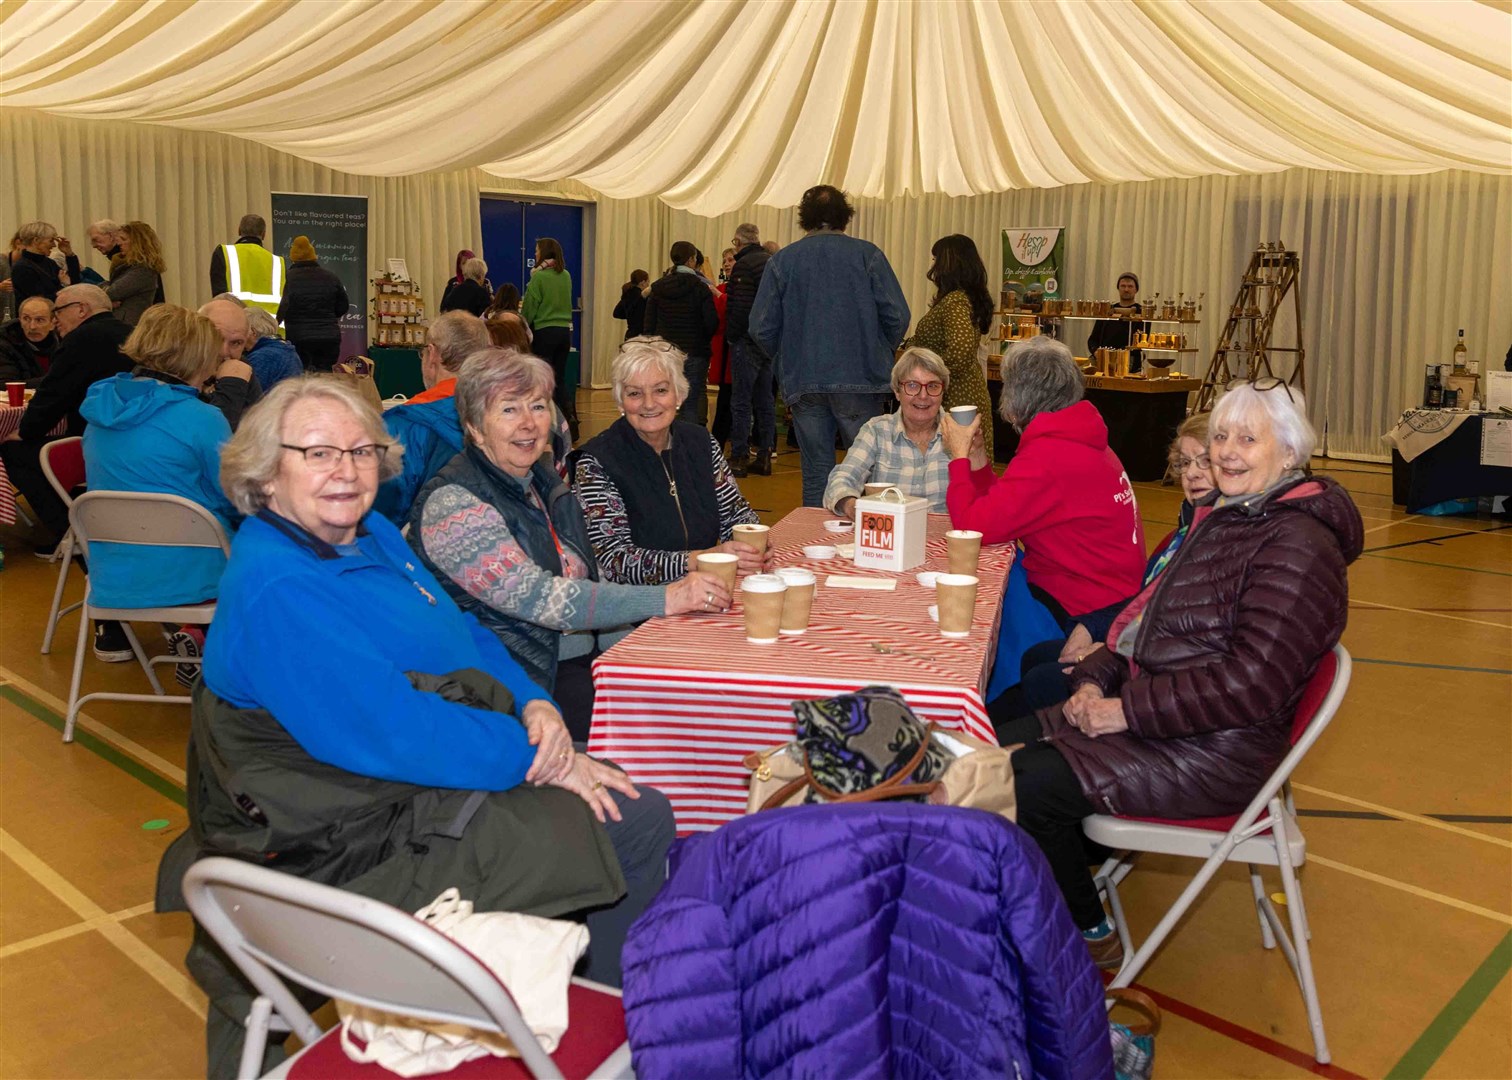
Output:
[{"xmin": 949, "ymin": 405, "xmax": 979, "ymax": 426}]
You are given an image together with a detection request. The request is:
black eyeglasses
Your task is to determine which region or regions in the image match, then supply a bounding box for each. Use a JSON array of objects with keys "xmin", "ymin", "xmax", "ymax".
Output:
[
  {"xmin": 1225, "ymin": 376, "xmax": 1295, "ymax": 403},
  {"xmin": 281, "ymin": 444, "xmax": 389, "ymax": 472},
  {"xmin": 52, "ymin": 301, "xmax": 85, "ymax": 320}
]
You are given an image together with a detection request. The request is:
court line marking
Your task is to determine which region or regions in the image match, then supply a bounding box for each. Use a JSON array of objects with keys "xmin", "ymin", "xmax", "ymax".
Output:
[
  {"xmin": 1347, "ymin": 599, "xmax": 1512, "ymax": 630},
  {"xmin": 1309, "ymin": 855, "xmax": 1512, "ymax": 926},
  {"xmin": 0, "ymin": 828, "xmax": 206, "ymax": 1019},
  {"xmin": 1385, "ymin": 931, "xmax": 1512, "ymax": 1079},
  {"xmin": 0, "ymin": 901, "xmax": 157, "ymax": 959},
  {"xmin": 1359, "ymin": 551, "xmax": 1512, "ymax": 578},
  {"xmin": 1364, "ymin": 515, "xmax": 1418, "ymax": 535},
  {"xmin": 1352, "ymin": 657, "xmax": 1512, "ymax": 676},
  {"xmin": 1294, "ymin": 784, "xmax": 1512, "ymax": 849},
  {"xmin": 0, "ymin": 666, "xmax": 187, "ymax": 785}
]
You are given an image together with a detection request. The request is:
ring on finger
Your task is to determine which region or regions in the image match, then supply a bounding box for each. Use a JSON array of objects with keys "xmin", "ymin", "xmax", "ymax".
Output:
[{"xmin": 591, "ymin": 781, "xmax": 605, "ymax": 791}]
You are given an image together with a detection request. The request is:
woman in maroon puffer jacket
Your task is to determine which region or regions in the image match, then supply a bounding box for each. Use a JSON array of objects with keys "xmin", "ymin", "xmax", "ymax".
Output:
[{"xmin": 995, "ymin": 382, "xmax": 1363, "ymax": 971}]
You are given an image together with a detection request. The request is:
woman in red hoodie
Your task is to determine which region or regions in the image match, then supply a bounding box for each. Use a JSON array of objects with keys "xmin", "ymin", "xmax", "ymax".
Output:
[{"xmin": 941, "ymin": 337, "xmax": 1145, "ymax": 621}]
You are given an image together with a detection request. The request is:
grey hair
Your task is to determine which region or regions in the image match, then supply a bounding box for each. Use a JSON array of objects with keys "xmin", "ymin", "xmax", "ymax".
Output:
[
  {"xmin": 237, "ymin": 214, "xmax": 266, "ymax": 239},
  {"xmin": 18, "ymin": 221, "xmax": 58, "ymax": 245},
  {"xmin": 462, "ymin": 257, "xmax": 487, "ymax": 282},
  {"xmin": 891, "ymin": 346, "xmax": 949, "ymax": 396},
  {"xmin": 219, "ymin": 376, "xmax": 403, "ymax": 516},
  {"xmin": 1210, "ymin": 383, "xmax": 1316, "ymax": 468},
  {"xmin": 734, "ymin": 222, "xmax": 760, "ymax": 245},
  {"xmin": 611, "ymin": 336, "xmax": 688, "ymax": 409},
  {"xmin": 57, "ymin": 283, "xmax": 112, "ymax": 315},
  {"xmin": 245, "ymin": 307, "xmax": 279, "ymax": 340},
  {"xmin": 997, "ymin": 337, "xmax": 1083, "ymax": 429},
  {"xmin": 428, "ymin": 310, "xmax": 492, "ymax": 373},
  {"xmin": 89, "ymin": 219, "xmax": 122, "ymax": 236},
  {"xmin": 455, "ymin": 348, "xmax": 556, "ymax": 443}
]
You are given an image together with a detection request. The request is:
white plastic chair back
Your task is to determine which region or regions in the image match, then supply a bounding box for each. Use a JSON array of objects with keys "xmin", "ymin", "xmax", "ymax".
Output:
[{"xmin": 182, "ymin": 857, "xmax": 563, "ymax": 1080}]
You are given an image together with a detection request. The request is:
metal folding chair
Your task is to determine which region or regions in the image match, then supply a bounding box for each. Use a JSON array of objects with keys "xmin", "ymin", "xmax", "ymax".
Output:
[
  {"xmin": 182, "ymin": 857, "xmax": 633, "ymax": 1080},
  {"xmin": 1083, "ymin": 645, "xmax": 1352, "ymax": 1064},
  {"xmin": 62, "ymin": 490, "xmax": 230, "ymax": 742},
  {"xmin": 39, "ymin": 436, "xmax": 85, "ymax": 653}
]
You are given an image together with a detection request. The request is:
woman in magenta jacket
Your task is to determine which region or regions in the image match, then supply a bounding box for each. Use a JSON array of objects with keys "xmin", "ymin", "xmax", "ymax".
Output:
[{"xmin": 940, "ymin": 337, "xmax": 1145, "ymax": 621}]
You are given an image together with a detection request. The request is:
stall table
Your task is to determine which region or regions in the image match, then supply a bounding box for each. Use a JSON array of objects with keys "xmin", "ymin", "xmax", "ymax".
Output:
[
  {"xmin": 369, "ymin": 346, "xmax": 425, "ymax": 399},
  {"xmin": 1082, "ymin": 375, "xmax": 1200, "ymax": 481},
  {"xmin": 1384, "ymin": 409, "xmax": 1512, "ymax": 511},
  {"xmin": 586, "ymin": 508, "xmax": 1012, "ymax": 834}
]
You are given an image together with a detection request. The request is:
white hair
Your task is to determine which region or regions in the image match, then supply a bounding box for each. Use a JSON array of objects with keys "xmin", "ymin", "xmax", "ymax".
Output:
[
  {"xmin": 57, "ymin": 284, "xmax": 112, "ymax": 315},
  {"xmin": 89, "ymin": 219, "xmax": 122, "ymax": 236},
  {"xmin": 1210, "ymin": 382, "xmax": 1316, "ymax": 469},
  {"xmin": 462, "ymin": 257, "xmax": 487, "ymax": 282},
  {"xmin": 611, "ymin": 336, "xmax": 688, "ymax": 408}
]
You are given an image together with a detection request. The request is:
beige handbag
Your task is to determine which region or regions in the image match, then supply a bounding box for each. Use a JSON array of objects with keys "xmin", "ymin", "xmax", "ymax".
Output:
[{"xmin": 744, "ymin": 726, "xmax": 1019, "ymax": 822}]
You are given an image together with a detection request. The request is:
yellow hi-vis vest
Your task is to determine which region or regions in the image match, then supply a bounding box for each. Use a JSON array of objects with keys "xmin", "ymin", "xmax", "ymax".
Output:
[{"xmin": 222, "ymin": 243, "xmax": 285, "ymax": 316}]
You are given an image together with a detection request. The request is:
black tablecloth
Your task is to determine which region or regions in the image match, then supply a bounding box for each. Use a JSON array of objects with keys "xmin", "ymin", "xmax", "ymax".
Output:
[
  {"xmin": 1083, "ymin": 387, "xmax": 1188, "ymax": 481},
  {"xmin": 1390, "ymin": 414, "xmax": 1512, "ymax": 511}
]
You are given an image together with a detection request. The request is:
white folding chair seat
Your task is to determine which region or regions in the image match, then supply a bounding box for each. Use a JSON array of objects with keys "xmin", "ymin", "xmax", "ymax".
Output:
[
  {"xmin": 182, "ymin": 858, "xmax": 633, "ymax": 1080},
  {"xmin": 39, "ymin": 436, "xmax": 85, "ymax": 653},
  {"xmin": 62, "ymin": 491, "xmax": 231, "ymax": 742},
  {"xmin": 1083, "ymin": 645, "xmax": 1351, "ymax": 1065}
]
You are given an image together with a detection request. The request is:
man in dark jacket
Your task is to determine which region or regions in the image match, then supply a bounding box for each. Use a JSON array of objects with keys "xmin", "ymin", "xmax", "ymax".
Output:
[
  {"xmin": 275, "ymin": 236, "xmax": 349, "ymax": 371},
  {"xmin": 1, "ymin": 285, "xmax": 132, "ymax": 547},
  {"xmin": 10, "ymin": 222, "xmax": 81, "ymax": 305},
  {"xmin": 197, "ymin": 299, "xmax": 263, "ymax": 429},
  {"xmin": 724, "ymin": 223, "xmax": 775, "ymax": 476},
  {"xmin": 0, "ymin": 297, "xmax": 60, "ymax": 387},
  {"xmin": 209, "ymin": 214, "xmax": 273, "ymax": 300},
  {"xmin": 644, "ymin": 241, "xmax": 718, "ymax": 425}
]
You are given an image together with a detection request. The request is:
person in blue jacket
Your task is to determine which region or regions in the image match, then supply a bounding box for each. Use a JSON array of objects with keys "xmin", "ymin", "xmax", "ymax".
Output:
[
  {"xmin": 241, "ymin": 308, "xmax": 303, "ymax": 392},
  {"xmin": 80, "ymin": 304, "xmax": 240, "ymax": 673},
  {"xmin": 372, "ymin": 309, "xmax": 490, "ymax": 524}
]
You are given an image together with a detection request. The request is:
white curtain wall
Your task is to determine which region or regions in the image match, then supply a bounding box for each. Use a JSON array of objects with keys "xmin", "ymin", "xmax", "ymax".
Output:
[{"xmin": 4, "ymin": 108, "xmax": 1508, "ymax": 461}]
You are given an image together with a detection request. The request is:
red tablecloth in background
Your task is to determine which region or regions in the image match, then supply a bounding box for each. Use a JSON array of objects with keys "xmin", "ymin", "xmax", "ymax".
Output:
[
  {"xmin": 0, "ymin": 403, "xmax": 66, "ymax": 527},
  {"xmin": 586, "ymin": 507, "xmax": 1013, "ymax": 834}
]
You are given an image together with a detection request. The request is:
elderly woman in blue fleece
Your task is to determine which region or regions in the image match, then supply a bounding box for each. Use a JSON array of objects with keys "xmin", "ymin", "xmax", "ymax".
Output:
[
  {"xmin": 177, "ymin": 375, "xmax": 673, "ymax": 1079},
  {"xmin": 409, "ymin": 348, "xmax": 732, "ymax": 741}
]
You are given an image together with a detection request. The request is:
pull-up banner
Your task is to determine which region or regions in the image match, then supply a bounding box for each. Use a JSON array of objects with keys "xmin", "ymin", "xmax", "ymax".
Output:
[
  {"xmin": 272, "ymin": 192, "xmax": 368, "ymax": 358},
  {"xmin": 1001, "ymin": 226, "xmax": 1065, "ymax": 311}
]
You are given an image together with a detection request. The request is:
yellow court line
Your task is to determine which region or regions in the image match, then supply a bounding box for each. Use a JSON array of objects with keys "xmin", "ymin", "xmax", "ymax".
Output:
[
  {"xmin": 1363, "ymin": 514, "xmax": 1418, "ymax": 535},
  {"xmin": 1310, "ymin": 854, "xmax": 1512, "ymax": 927},
  {"xmin": 1295, "ymin": 783, "xmax": 1512, "ymax": 850},
  {"xmin": 1348, "ymin": 599, "xmax": 1512, "ymax": 631},
  {"xmin": 0, "ymin": 901, "xmax": 157, "ymax": 959},
  {"xmin": 0, "ymin": 664, "xmax": 187, "ymax": 785},
  {"xmin": 0, "ymin": 828, "xmax": 206, "ymax": 1019}
]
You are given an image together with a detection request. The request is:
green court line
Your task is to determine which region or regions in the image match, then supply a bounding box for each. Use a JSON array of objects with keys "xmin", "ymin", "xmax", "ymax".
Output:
[
  {"xmin": 0, "ymin": 684, "xmax": 186, "ymax": 807},
  {"xmin": 1360, "ymin": 551, "xmax": 1512, "ymax": 578},
  {"xmin": 1385, "ymin": 931, "xmax": 1512, "ymax": 1079},
  {"xmin": 1354, "ymin": 657, "xmax": 1512, "ymax": 676}
]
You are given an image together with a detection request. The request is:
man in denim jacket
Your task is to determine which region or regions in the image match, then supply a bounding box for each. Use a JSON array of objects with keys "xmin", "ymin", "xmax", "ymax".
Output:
[{"xmin": 750, "ymin": 186, "xmax": 911, "ymax": 506}]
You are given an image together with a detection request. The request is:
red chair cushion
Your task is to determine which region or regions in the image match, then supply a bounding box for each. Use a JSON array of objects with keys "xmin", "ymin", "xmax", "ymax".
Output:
[
  {"xmin": 1118, "ymin": 812, "xmax": 1241, "ymax": 833},
  {"xmin": 43, "ymin": 438, "xmax": 85, "ymax": 494},
  {"xmin": 288, "ymin": 982, "xmax": 628, "ymax": 1080}
]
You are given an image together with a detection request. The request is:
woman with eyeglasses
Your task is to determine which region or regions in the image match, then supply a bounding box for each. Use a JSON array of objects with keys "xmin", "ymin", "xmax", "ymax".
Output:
[
  {"xmin": 823, "ymin": 347, "xmax": 955, "ymax": 517},
  {"xmin": 172, "ymin": 376, "xmax": 675, "ymax": 1074},
  {"xmin": 992, "ymin": 381, "xmax": 1361, "ymax": 972}
]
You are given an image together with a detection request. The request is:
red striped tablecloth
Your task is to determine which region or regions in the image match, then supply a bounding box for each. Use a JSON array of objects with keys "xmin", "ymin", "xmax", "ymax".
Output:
[
  {"xmin": 0, "ymin": 403, "xmax": 63, "ymax": 527},
  {"xmin": 587, "ymin": 507, "xmax": 1014, "ymax": 834}
]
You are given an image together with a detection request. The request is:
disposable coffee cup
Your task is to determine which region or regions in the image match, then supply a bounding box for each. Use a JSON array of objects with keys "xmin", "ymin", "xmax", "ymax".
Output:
[
  {"xmin": 949, "ymin": 404, "xmax": 978, "ymax": 426},
  {"xmin": 776, "ymin": 568, "xmax": 816, "ymax": 635},
  {"xmin": 732, "ymin": 523, "xmax": 770, "ymax": 554},
  {"xmin": 696, "ymin": 552, "xmax": 739, "ymax": 592},
  {"xmin": 741, "ymin": 574, "xmax": 787, "ymax": 643},
  {"xmin": 5, "ymin": 382, "xmax": 23, "ymax": 407},
  {"xmin": 935, "ymin": 573, "xmax": 979, "ymax": 638},
  {"xmin": 863, "ymin": 482, "xmax": 896, "ymax": 497},
  {"xmin": 945, "ymin": 529, "xmax": 983, "ymax": 575}
]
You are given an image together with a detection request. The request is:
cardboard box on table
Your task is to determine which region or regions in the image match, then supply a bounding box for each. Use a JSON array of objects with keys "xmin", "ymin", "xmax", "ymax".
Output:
[{"xmin": 854, "ymin": 489, "xmax": 929, "ymax": 572}]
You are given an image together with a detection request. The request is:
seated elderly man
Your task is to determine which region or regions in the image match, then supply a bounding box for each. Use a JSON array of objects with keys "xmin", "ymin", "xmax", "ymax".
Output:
[
  {"xmin": 0, "ymin": 284, "xmax": 131, "ymax": 553},
  {"xmin": 0, "ymin": 296, "xmax": 59, "ymax": 387},
  {"xmin": 156, "ymin": 377, "xmax": 674, "ymax": 1078},
  {"xmin": 197, "ymin": 297, "xmax": 262, "ymax": 429},
  {"xmin": 372, "ymin": 309, "xmax": 492, "ymax": 524},
  {"xmin": 823, "ymin": 347, "xmax": 954, "ymax": 517},
  {"xmin": 241, "ymin": 308, "xmax": 303, "ymax": 392}
]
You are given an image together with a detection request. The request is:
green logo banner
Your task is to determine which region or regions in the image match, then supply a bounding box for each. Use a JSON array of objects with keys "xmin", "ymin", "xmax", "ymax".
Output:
[{"xmin": 1001, "ymin": 227, "xmax": 1066, "ymax": 309}]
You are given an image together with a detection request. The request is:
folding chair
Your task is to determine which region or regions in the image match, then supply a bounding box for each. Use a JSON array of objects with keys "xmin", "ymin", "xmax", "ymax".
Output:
[
  {"xmin": 182, "ymin": 857, "xmax": 633, "ymax": 1080},
  {"xmin": 1083, "ymin": 644, "xmax": 1351, "ymax": 1064},
  {"xmin": 39, "ymin": 436, "xmax": 85, "ymax": 653},
  {"xmin": 62, "ymin": 491, "xmax": 231, "ymax": 742}
]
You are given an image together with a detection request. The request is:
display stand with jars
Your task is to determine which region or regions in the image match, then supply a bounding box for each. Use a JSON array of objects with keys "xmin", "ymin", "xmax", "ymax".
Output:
[{"xmin": 369, "ymin": 274, "xmax": 428, "ymax": 399}]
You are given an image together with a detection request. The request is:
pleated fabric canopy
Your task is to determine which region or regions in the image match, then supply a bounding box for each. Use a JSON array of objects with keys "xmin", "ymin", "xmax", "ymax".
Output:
[{"xmin": 2, "ymin": 0, "xmax": 1508, "ymax": 214}]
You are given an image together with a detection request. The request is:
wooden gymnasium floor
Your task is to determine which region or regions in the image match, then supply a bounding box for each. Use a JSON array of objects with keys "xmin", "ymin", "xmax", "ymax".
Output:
[{"xmin": 0, "ymin": 387, "xmax": 1508, "ymax": 1079}]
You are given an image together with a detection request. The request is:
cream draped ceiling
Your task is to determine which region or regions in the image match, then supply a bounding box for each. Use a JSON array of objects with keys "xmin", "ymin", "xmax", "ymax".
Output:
[{"xmin": 2, "ymin": 0, "xmax": 1509, "ymax": 215}]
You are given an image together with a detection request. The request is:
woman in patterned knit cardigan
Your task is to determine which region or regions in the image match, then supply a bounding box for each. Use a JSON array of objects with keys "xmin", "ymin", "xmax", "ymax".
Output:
[
  {"xmin": 408, "ymin": 348, "xmax": 732, "ymax": 739},
  {"xmin": 906, "ymin": 233, "xmax": 996, "ymax": 459}
]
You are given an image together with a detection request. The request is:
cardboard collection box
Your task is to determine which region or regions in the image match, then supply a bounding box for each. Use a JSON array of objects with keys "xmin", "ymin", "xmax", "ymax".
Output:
[{"xmin": 853, "ymin": 491, "xmax": 929, "ymax": 572}]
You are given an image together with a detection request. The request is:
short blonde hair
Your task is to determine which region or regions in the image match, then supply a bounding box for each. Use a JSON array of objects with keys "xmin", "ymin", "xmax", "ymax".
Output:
[
  {"xmin": 17, "ymin": 221, "xmax": 57, "ymax": 245},
  {"xmin": 891, "ymin": 347, "xmax": 949, "ymax": 395},
  {"xmin": 611, "ymin": 336, "xmax": 688, "ymax": 409},
  {"xmin": 220, "ymin": 376, "xmax": 403, "ymax": 515},
  {"xmin": 123, "ymin": 305, "xmax": 221, "ymax": 384}
]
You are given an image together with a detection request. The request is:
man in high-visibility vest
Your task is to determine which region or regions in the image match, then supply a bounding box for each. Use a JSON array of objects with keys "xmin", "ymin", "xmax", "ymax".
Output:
[{"xmin": 208, "ymin": 213, "xmax": 284, "ymax": 317}]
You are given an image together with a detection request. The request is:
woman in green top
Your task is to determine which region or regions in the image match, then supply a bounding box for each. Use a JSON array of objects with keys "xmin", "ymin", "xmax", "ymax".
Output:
[
  {"xmin": 522, "ymin": 237, "xmax": 577, "ymax": 436},
  {"xmin": 907, "ymin": 234, "xmax": 995, "ymax": 459}
]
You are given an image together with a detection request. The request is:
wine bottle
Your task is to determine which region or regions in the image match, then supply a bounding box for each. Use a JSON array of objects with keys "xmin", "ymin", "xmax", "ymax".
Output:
[{"xmin": 1453, "ymin": 329, "xmax": 1467, "ymax": 375}]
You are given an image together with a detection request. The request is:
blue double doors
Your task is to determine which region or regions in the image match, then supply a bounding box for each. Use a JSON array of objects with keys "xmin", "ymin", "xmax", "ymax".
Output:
[{"xmin": 479, "ymin": 197, "xmax": 584, "ymax": 353}]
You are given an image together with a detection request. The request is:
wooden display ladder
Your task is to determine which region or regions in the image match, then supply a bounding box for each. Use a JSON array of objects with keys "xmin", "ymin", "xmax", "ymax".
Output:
[{"xmin": 1195, "ymin": 243, "xmax": 1305, "ymax": 412}]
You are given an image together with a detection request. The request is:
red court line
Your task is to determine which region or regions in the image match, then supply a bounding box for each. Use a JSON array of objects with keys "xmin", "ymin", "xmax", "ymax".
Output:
[{"xmin": 1108, "ymin": 974, "xmax": 1367, "ymax": 1079}]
